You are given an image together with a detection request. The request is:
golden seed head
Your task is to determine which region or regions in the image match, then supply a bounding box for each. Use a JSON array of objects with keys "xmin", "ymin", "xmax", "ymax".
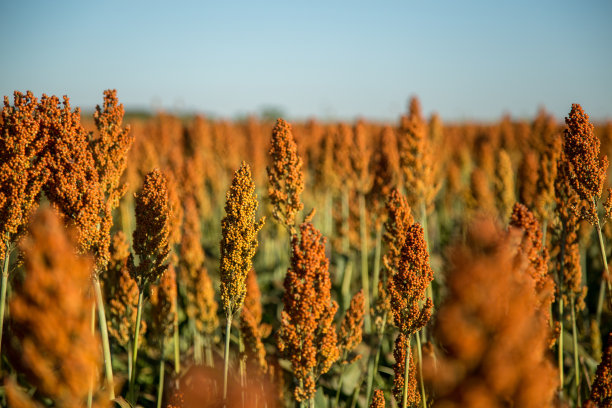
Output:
[{"xmin": 220, "ymin": 162, "xmax": 265, "ymax": 318}]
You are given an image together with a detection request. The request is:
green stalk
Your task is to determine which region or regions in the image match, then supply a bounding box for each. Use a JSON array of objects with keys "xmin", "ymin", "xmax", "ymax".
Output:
[
  {"xmin": 127, "ymin": 340, "xmax": 133, "ymax": 383},
  {"xmin": 593, "ymin": 204, "xmax": 612, "ymax": 325},
  {"xmin": 558, "ymin": 291, "xmax": 564, "ymax": 399},
  {"xmin": 93, "ymin": 277, "xmax": 115, "ymax": 399},
  {"xmin": 174, "ymin": 323, "xmax": 180, "ymax": 375},
  {"xmin": 557, "ymin": 223, "xmax": 567, "ymax": 401},
  {"xmin": 366, "ymin": 311, "xmax": 387, "ymax": 404},
  {"xmin": 223, "ymin": 314, "xmax": 232, "ymax": 401},
  {"xmin": 0, "ymin": 244, "xmax": 10, "ymax": 360},
  {"xmin": 372, "ymin": 223, "xmax": 383, "ymax": 301},
  {"xmin": 415, "ymin": 331, "xmax": 427, "ymax": 408},
  {"xmin": 205, "ymin": 337, "xmax": 214, "ymax": 368},
  {"xmin": 402, "ymin": 335, "xmax": 412, "ymax": 408},
  {"xmin": 129, "ymin": 288, "xmax": 145, "ymax": 404},
  {"xmin": 359, "ymin": 193, "xmax": 372, "ymax": 333},
  {"xmin": 192, "ymin": 318, "xmax": 202, "ymax": 365},
  {"xmin": 325, "ymin": 190, "xmax": 333, "ymax": 237},
  {"xmin": 87, "ymin": 302, "xmax": 96, "ymax": 408},
  {"xmin": 341, "ymin": 258, "xmax": 354, "ymax": 310},
  {"xmin": 570, "ymin": 296, "xmax": 580, "ymax": 406},
  {"xmin": 157, "ymin": 338, "xmax": 166, "ymax": 408}
]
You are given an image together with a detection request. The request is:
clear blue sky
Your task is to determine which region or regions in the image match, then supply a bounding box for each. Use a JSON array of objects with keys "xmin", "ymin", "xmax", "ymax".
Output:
[{"xmin": 1, "ymin": 1, "xmax": 611, "ymax": 121}]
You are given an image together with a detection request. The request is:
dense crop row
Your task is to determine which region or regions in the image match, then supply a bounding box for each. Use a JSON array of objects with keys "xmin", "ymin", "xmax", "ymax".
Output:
[{"xmin": 0, "ymin": 90, "xmax": 610, "ymax": 407}]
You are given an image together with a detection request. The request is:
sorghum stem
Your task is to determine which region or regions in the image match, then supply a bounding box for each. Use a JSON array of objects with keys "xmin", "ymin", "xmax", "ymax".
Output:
[
  {"xmin": 87, "ymin": 302, "xmax": 96, "ymax": 408},
  {"xmin": 359, "ymin": 193, "xmax": 372, "ymax": 333},
  {"xmin": 0, "ymin": 245, "xmax": 10, "ymax": 360},
  {"xmin": 366, "ymin": 311, "xmax": 387, "ymax": 404},
  {"xmin": 93, "ymin": 277, "xmax": 115, "ymax": 399},
  {"xmin": 223, "ymin": 314, "xmax": 232, "ymax": 401},
  {"xmin": 372, "ymin": 223, "xmax": 383, "ymax": 301},
  {"xmin": 558, "ymin": 291, "xmax": 564, "ymax": 398},
  {"xmin": 174, "ymin": 296, "xmax": 180, "ymax": 374},
  {"xmin": 570, "ymin": 296, "xmax": 580, "ymax": 406},
  {"xmin": 129, "ymin": 288, "xmax": 145, "ymax": 403},
  {"xmin": 157, "ymin": 338, "xmax": 165, "ymax": 408},
  {"xmin": 593, "ymin": 203, "xmax": 612, "ymax": 325},
  {"xmin": 415, "ymin": 331, "xmax": 427, "ymax": 408}
]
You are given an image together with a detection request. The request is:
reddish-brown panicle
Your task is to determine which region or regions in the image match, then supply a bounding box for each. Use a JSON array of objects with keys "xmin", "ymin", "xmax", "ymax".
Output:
[
  {"xmin": 278, "ymin": 222, "xmax": 339, "ymax": 402},
  {"xmin": 370, "ymin": 389, "xmax": 386, "ymax": 408},
  {"xmin": 563, "ymin": 103, "xmax": 609, "ymax": 222},
  {"xmin": 388, "ymin": 223, "xmax": 434, "ymax": 337},
  {"xmin": 150, "ymin": 264, "xmax": 178, "ymax": 341},
  {"xmin": 130, "ymin": 168, "xmax": 171, "ymax": 288},
  {"xmin": 585, "ymin": 332, "xmax": 612, "ymax": 408},
  {"xmin": 338, "ymin": 289, "xmax": 365, "ymax": 363}
]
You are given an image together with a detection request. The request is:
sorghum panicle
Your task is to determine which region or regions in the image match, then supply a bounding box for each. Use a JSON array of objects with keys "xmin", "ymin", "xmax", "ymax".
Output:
[
  {"xmin": 584, "ymin": 332, "xmax": 612, "ymax": 408},
  {"xmin": 105, "ymin": 231, "xmax": 145, "ymax": 346},
  {"xmin": 150, "ymin": 264, "xmax": 178, "ymax": 340},
  {"xmin": 370, "ymin": 389, "xmax": 386, "ymax": 408},
  {"xmin": 563, "ymin": 103, "xmax": 609, "ymax": 223},
  {"xmin": 338, "ymin": 289, "xmax": 365, "ymax": 363},
  {"xmin": 267, "ymin": 118, "xmax": 304, "ymax": 230},
  {"xmin": 429, "ymin": 217, "xmax": 557, "ymax": 407},
  {"xmin": 5, "ymin": 209, "xmax": 101, "ymax": 407},
  {"xmin": 278, "ymin": 222, "xmax": 339, "ymax": 402},
  {"xmin": 0, "ymin": 91, "xmax": 48, "ymax": 259},
  {"xmin": 130, "ymin": 168, "xmax": 171, "ymax": 288},
  {"xmin": 220, "ymin": 162, "xmax": 265, "ymax": 318},
  {"xmin": 388, "ymin": 223, "xmax": 434, "ymax": 337}
]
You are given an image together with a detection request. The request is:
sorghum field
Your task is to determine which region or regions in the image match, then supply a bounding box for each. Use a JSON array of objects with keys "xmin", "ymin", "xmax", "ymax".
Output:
[{"xmin": 0, "ymin": 90, "xmax": 610, "ymax": 408}]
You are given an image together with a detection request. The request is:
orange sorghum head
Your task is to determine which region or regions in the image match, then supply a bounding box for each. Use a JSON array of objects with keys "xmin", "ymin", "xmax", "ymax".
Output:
[
  {"xmin": 563, "ymin": 103, "xmax": 609, "ymax": 222},
  {"xmin": 428, "ymin": 216, "xmax": 557, "ymax": 407},
  {"xmin": 267, "ymin": 118, "xmax": 304, "ymax": 231},
  {"xmin": 38, "ymin": 93, "xmax": 108, "ymax": 270},
  {"xmin": 398, "ymin": 96, "xmax": 439, "ymax": 212},
  {"xmin": 370, "ymin": 389, "xmax": 386, "ymax": 408},
  {"xmin": 509, "ymin": 203, "xmax": 556, "ymax": 337},
  {"xmin": 91, "ymin": 89, "xmax": 133, "ymax": 211},
  {"xmin": 106, "ymin": 231, "xmax": 146, "ymax": 346},
  {"xmin": 338, "ymin": 289, "xmax": 365, "ymax": 363},
  {"xmin": 554, "ymin": 156, "xmax": 586, "ymax": 310},
  {"xmin": 130, "ymin": 168, "xmax": 171, "ymax": 288},
  {"xmin": 388, "ymin": 223, "xmax": 434, "ymax": 336},
  {"xmin": 368, "ymin": 126, "xmax": 400, "ymax": 221},
  {"xmin": 0, "ymin": 91, "xmax": 49, "ymax": 260},
  {"xmin": 150, "ymin": 263, "xmax": 178, "ymax": 341},
  {"xmin": 278, "ymin": 222, "xmax": 339, "ymax": 402},
  {"xmin": 382, "ymin": 188, "xmax": 414, "ymax": 279},
  {"xmin": 6, "ymin": 208, "xmax": 101, "ymax": 407},
  {"xmin": 220, "ymin": 162, "xmax": 265, "ymax": 318},
  {"xmin": 585, "ymin": 332, "xmax": 612, "ymax": 407}
]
